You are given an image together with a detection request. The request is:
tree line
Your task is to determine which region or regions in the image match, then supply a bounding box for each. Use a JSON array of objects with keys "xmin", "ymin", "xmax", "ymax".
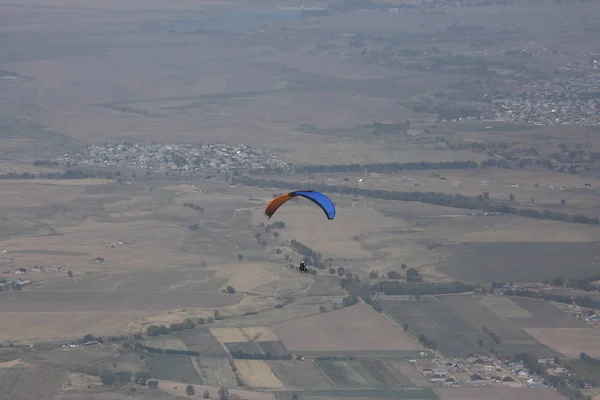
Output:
[
  {"xmin": 136, "ymin": 344, "xmax": 200, "ymax": 356},
  {"xmin": 0, "ymin": 170, "xmax": 97, "ymax": 180},
  {"xmin": 504, "ymin": 288, "xmax": 600, "ymax": 309},
  {"xmin": 229, "ymin": 350, "xmax": 292, "ymax": 360},
  {"xmin": 234, "ymin": 176, "xmax": 600, "ymax": 226},
  {"xmin": 287, "ymin": 160, "xmax": 480, "ymax": 175},
  {"xmin": 546, "ymin": 275, "xmax": 600, "ymax": 292}
]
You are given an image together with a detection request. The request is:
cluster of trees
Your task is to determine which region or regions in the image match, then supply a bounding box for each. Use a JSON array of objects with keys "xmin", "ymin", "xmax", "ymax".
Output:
[
  {"xmin": 546, "ymin": 275, "xmax": 600, "ymax": 292},
  {"xmin": 505, "ymin": 289, "xmax": 600, "ymax": 309},
  {"xmin": 229, "ymin": 350, "xmax": 292, "ymax": 360},
  {"xmin": 289, "ymin": 239, "xmax": 325, "ymax": 268},
  {"xmin": 0, "ymin": 170, "xmax": 97, "ymax": 180},
  {"xmin": 32, "ymin": 159, "xmax": 60, "ymax": 167},
  {"xmin": 146, "ymin": 317, "xmax": 213, "ymax": 337},
  {"xmin": 514, "ymin": 353, "xmax": 593, "ymax": 399},
  {"xmin": 417, "ymin": 334, "xmax": 436, "ymax": 350},
  {"xmin": 481, "ymin": 326, "xmax": 500, "ymax": 344},
  {"xmin": 234, "ymin": 176, "xmax": 600, "ymax": 226},
  {"xmin": 99, "ymin": 369, "xmax": 158, "ymax": 388},
  {"xmin": 183, "ymin": 202, "xmax": 204, "ymax": 212}
]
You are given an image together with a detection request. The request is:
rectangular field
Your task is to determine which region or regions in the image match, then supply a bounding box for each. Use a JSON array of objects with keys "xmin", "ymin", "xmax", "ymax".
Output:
[
  {"xmin": 241, "ymin": 327, "xmax": 280, "ymax": 342},
  {"xmin": 145, "ymin": 354, "xmax": 204, "ymax": 384},
  {"xmin": 508, "ymin": 297, "xmax": 588, "ymax": 328},
  {"xmin": 211, "ymin": 327, "xmax": 248, "ymax": 343},
  {"xmin": 315, "ymin": 360, "xmax": 383, "ymax": 387},
  {"xmin": 234, "ymin": 360, "xmax": 285, "ymax": 388},
  {"xmin": 177, "ymin": 328, "xmax": 226, "ymax": 357},
  {"xmin": 267, "ymin": 360, "xmax": 333, "ymax": 388},
  {"xmin": 226, "ymin": 341, "xmax": 263, "ymax": 355},
  {"xmin": 257, "ymin": 341, "xmax": 290, "ymax": 358},
  {"xmin": 272, "ymin": 303, "xmax": 423, "ymax": 354},
  {"xmin": 478, "ymin": 296, "xmax": 533, "ymax": 318},
  {"xmin": 525, "ymin": 328, "xmax": 600, "ymax": 359},
  {"xmin": 194, "ymin": 357, "xmax": 237, "ymax": 387},
  {"xmin": 358, "ymin": 360, "xmax": 412, "ymax": 387},
  {"xmin": 142, "ymin": 338, "xmax": 188, "ymax": 351}
]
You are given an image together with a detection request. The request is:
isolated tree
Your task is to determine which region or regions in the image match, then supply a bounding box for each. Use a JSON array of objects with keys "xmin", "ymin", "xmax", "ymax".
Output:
[
  {"xmin": 477, "ymin": 339, "xmax": 483, "ymax": 347},
  {"xmin": 226, "ymin": 286, "xmax": 236, "ymax": 294},
  {"xmin": 255, "ymin": 232, "xmax": 261, "ymax": 239},
  {"xmin": 369, "ymin": 270, "xmax": 379, "ymax": 279},
  {"xmin": 237, "ymin": 254, "xmax": 243, "ymax": 261},
  {"xmin": 203, "ymin": 389, "xmax": 210, "ymax": 398},
  {"xmin": 214, "ymin": 310, "xmax": 221, "ymax": 320},
  {"xmin": 218, "ymin": 386, "xmax": 229, "ymax": 400},
  {"xmin": 99, "ymin": 368, "xmax": 115, "ymax": 386},
  {"xmin": 336, "ymin": 266, "xmax": 345, "ymax": 277},
  {"xmin": 508, "ymin": 194, "xmax": 515, "ymax": 202},
  {"xmin": 561, "ymin": 198, "xmax": 566, "ymax": 205},
  {"xmin": 401, "ymin": 263, "xmax": 407, "ymax": 271},
  {"xmin": 186, "ymin": 385, "xmax": 195, "ymax": 395},
  {"xmin": 319, "ymin": 305, "xmax": 327, "ymax": 313},
  {"xmin": 329, "ymin": 267, "xmax": 336, "ymax": 274},
  {"xmin": 387, "ymin": 271, "xmax": 400, "ymax": 279},
  {"xmin": 403, "ymin": 323, "xmax": 409, "ymax": 332},
  {"xmin": 68, "ymin": 270, "xmax": 73, "ymax": 278},
  {"xmin": 405, "ymin": 268, "xmax": 421, "ymax": 282}
]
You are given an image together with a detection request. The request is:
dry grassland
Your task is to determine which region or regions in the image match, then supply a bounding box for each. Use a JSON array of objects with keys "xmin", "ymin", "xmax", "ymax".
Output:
[
  {"xmin": 210, "ymin": 328, "xmax": 249, "ymax": 343},
  {"xmin": 435, "ymin": 387, "xmax": 568, "ymax": 400},
  {"xmin": 0, "ymin": 311, "xmax": 146, "ymax": 342},
  {"xmin": 233, "ymin": 360, "xmax": 285, "ymax": 388},
  {"xmin": 477, "ymin": 296, "xmax": 534, "ymax": 319},
  {"xmin": 0, "ymin": 181, "xmax": 90, "ymax": 207},
  {"xmin": 272, "ymin": 303, "xmax": 423, "ymax": 353},
  {"xmin": 525, "ymin": 328, "xmax": 600, "ymax": 358},
  {"xmin": 241, "ymin": 326, "xmax": 280, "ymax": 342},
  {"xmin": 0, "ymin": 364, "xmax": 66, "ymax": 400}
]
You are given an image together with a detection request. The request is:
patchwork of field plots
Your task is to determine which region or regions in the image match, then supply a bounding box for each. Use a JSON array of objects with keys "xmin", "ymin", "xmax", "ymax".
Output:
[
  {"xmin": 176, "ymin": 328, "xmax": 227, "ymax": 357},
  {"xmin": 267, "ymin": 360, "xmax": 333, "ymax": 388},
  {"xmin": 272, "ymin": 303, "xmax": 423, "ymax": 355},
  {"xmin": 145, "ymin": 354, "xmax": 204, "ymax": 384},
  {"xmin": 380, "ymin": 295, "xmax": 563, "ymax": 357},
  {"xmin": 314, "ymin": 360, "xmax": 418, "ymax": 388},
  {"xmin": 194, "ymin": 357, "xmax": 237, "ymax": 387},
  {"xmin": 234, "ymin": 360, "xmax": 285, "ymax": 388}
]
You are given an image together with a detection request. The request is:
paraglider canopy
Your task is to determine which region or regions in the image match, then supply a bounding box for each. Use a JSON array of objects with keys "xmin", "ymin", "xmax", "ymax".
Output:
[{"xmin": 265, "ymin": 190, "xmax": 336, "ymax": 220}]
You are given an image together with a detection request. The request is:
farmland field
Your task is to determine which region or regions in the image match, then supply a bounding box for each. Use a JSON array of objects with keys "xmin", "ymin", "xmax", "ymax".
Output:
[
  {"xmin": 241, "ymin": 327, "xmax": 280, "ymax": 342},
  {"xmin": 267, "ymin": 360, "xmax": 333, "ymax": 388},
  {"xmin": 315, "ymin": 360, "xmax": 376, "ymax": 387},
  {"xmin": 438, "ymin": 242, "xmax": 600, "ymax": 283},
  {"xmin": 508, "ymin": 297, "xmax": 588, "ymax": 328},
  {"xmin": 438, "ymin": 295, "xmax": 557, "ymax": 356},
  {"xmin": 145, "ymin": 354, "xmax": 204, "ymax": 384},
  {"xmin": 435, "ymin": 387, "xmax": 568, "ymax": 400},
  {"xmin": 176, "ymin": 328, "xmax": 226, "ymax": 357},
  {"xmin": 0, "ymin": 364, "xmax": 66, "ymax": 400},
  {"xmin": 358, "ymin": 360, "xmax": 413, "ymax": 387},
  {"xmin": 380, "ymin": 296, "xmax": 558, "ymax": 358},
  {"xmin": 234, "ymin": 360, "xmax": 285, "ymax": 388},
  {"xmin": 478, "ymin": 296, "xmax": 534, "ymax": 319},
  {"xmin": 226, "ymin": 341, "xmax": 263, "ymax": 355},
  {"xmin": 142, "ymin": 338, "xmax": 188, "ymax": 351},
  {"xmin": 211, "ymin": 327, "xmax": 248, "ymax": 343},
  {"xmin": 272, "ymin": 303, "xmax": 423, "ymax": 355},
  {"xmin": 525, "ymin": 328, "xmax": 600, "ymax": 358},
  {"xmin": 302, "ymin": 387, "xmax": 438, "ymax": 399},
  {"xmin": 257, "ymin": 341, "xmax": 290, "ymax": 358},
  {"xmin": 194, "ymin": 357, "xmax": 237, "ymax": 387}
]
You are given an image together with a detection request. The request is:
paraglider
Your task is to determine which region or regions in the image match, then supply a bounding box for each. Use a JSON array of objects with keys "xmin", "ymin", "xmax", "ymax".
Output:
[{"xmin": 264, "ymin": 190, "xmax": 336, "ymax": 220}]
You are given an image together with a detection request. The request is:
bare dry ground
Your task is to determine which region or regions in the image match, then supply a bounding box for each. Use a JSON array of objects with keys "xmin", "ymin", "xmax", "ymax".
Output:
[
  {"xmin": 159, "ymin": 381, "xmax": 277, "ymax": 400},
  {"xmin": 435, "ymin": 387, "xmax": 568, "ymax": 400},
  {"xmin": 525, "ymin": 328, "xmax": 600, "ymax": 359},
  {"xmin": 271, "ymin": 303, "xmax": 423, "ymax": 354}
]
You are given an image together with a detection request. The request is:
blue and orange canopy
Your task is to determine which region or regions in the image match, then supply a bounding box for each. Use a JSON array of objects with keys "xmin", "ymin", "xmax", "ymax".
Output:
[{"xmin": 265, "ymin": 190, "xmax": 336, "ymax": 220}]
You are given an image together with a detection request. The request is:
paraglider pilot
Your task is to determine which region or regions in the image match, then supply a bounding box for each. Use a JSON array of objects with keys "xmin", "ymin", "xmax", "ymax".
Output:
[{"xmin": 299, "ymin": 261, "xmax": 309, "ymax": 274}]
